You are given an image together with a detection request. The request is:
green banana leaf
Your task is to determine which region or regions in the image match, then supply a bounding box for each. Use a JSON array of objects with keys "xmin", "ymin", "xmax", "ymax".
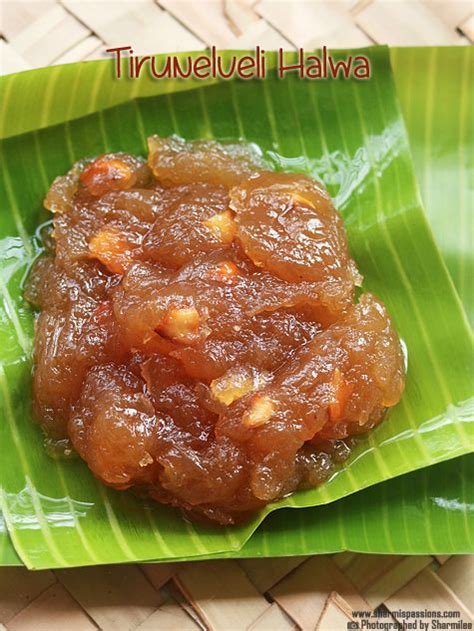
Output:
[
  {"xmin": 2, "ymin": 45, "xmax": 471, "ymax": 319},
  {"xmin": 392, "ymin": 47, "xmax": 474, "ymax": 323},
  {"xmin": 1, "ymin": 457, "xmax": 472, "ymax": 567},
  {"xmin": 177, "ymin": 453, "xmax": 474, "ymax": 560},
  {"xmin": 2, "ymin": 455, "xmax": 472, "ymax": 567},
  {"xmin": 1, "ymin": 47, "xmax": 473, "ymax": 569},
  {"xmin": 0, "ymin": 511, "xmax": 20, "ymax": 566},
  {"xmin": 1, "ymin": 47, "xmax": 472, "ymax": 569}
]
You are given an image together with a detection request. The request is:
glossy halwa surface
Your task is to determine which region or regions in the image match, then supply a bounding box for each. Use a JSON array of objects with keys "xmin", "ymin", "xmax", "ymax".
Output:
[{"xmin": 26, "ymin": 137, "xmax": 405, "ymax": 524}]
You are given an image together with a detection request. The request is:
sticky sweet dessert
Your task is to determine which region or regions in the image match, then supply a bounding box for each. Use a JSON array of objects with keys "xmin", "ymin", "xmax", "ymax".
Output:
[{"xmin": 25, "ymin": 136, "xmax": 405, "ymax": 524}]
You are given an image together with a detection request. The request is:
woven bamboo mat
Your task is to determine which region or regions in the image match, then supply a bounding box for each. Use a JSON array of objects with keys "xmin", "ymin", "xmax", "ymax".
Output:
[
  {"xmin": 1, "ymin": 0, "xmax": 473, "ymax": 75},
  {"xmin": 0, "ymin": 554, "xmax": 473, "ymax": 629}
]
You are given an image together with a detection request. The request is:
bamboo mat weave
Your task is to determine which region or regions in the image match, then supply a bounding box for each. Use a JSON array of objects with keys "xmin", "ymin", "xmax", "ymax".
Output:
[
  {"xmin": 1, "ymin": 0, "xmax": 473, "ymax": 75},
  {"xmin": 1, "ymin": 554, "xmax": 473, "ymax": 629},
  {"xmin": 1, "ymin": 2, "xmax": 474, "ymax": 629}
]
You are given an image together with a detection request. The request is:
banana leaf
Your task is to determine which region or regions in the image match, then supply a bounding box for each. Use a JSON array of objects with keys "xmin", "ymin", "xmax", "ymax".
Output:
[
  {"xmin": 0, "ymin": 511, "xmax": 20, "ymax": 566},
  {"xmin": 0, "ymin": 47, "xmax": 473, "ymax": 569},
  {"xmin": 2, "ymin": 457, "xmax": 472, "ymax": 568},
  {"xmin": 174, "ymin": 453, "xmax": 474, "ymax": 560},
  {"xmin": 392, "ymin": 46, "xmax": 474, "ymax": 323},
  {"xmin": 2, "ymin": 46, "xmax": 471, "ymax": 319},
  {"xmin": 1, "ymin": 456, "xmax": 472, "ymax": 566}
]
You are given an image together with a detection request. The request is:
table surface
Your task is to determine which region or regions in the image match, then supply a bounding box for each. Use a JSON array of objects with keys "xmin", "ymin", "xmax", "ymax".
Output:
[
  {"xmin": 1, "ymin": 554, "xmax": 473, "ymax": 629},
  {"xmin": 1, "ymin": 2, "xmax": 474, "ymax": 630},
  {"xmin": 1, "ymin": 0, "xmax": 473, "ymax": 76}
]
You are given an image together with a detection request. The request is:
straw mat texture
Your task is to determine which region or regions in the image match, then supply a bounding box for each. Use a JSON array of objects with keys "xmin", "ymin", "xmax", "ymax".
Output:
[
  {"xmin": 1, "ymin": 554, "xmax": 473, "ymax": 629},
  {"xmin": 1, "ymin": 0, "xmax": 473, "ymax": 75}
]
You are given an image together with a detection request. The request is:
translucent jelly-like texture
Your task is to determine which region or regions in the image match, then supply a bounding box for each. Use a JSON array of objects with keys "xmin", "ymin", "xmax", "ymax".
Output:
[{"xmin": 26, "ymin": 137, "xmax": 405, "ymax": 524}]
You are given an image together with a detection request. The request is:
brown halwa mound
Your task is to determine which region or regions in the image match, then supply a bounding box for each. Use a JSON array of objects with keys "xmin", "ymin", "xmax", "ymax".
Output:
[{"xmin": 25, "ymin": 136, "xmax": 405, "ymax": 524}]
